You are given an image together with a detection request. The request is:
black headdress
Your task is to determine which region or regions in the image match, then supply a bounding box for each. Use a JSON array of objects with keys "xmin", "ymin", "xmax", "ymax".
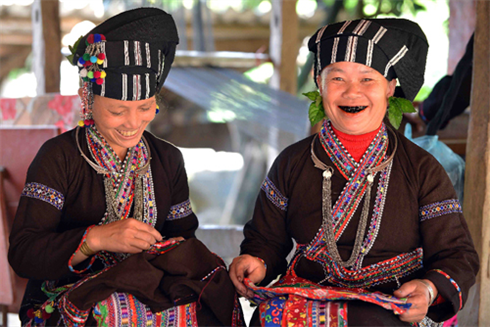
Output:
[
  {"xmin": 308, "ymin": 18, "xmax": 428, "ymax": 101},
  {"xmin": 72, "ymin": 8, "xmax": 179, "ymax": 101}
]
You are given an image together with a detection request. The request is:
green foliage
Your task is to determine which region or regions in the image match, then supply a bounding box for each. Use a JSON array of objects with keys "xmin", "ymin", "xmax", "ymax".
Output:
[
  {"xmin": 388, "ymin": 96, "xmax": 416, "ymax": 129},
  {"xmin": 66, "ymin": 36, "xmax": 83, "ymax": 65},
  {"xmin": 303, "ymin": 91, "xmax": 326, "ymax": 126},
  {"xmin": 338, "ymin": 0, "xmax": 430, "ymax": 19},
  {"xmin": 414, "ymin": 85, "xmax": 433, "ymax": 102}
]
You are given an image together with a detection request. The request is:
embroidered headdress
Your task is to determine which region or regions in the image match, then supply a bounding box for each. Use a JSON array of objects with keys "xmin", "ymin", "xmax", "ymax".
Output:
[
  {"xmin": 72, "ymin": 7, "xmax": 179, "ymax": 101},
  {"xmin": 308, "ymin": 18, "xmax": 428, "ymax": 101}
]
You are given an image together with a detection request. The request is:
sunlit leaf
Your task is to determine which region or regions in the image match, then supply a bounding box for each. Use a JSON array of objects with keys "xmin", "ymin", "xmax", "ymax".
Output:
[{"xmin": 308, "ymin": 101, "xmax": 326, "ymax": 126}]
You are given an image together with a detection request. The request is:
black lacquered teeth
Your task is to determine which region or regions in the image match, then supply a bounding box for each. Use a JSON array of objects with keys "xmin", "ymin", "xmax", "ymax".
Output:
[{"xmin": 338, "ymin": 106, "xmax": 368, "ymax": 113}]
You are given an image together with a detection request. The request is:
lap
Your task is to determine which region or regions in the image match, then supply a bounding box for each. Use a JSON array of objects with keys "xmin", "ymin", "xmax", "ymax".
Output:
[{"xmin": 248, "ymin": 300, "xmax": 410, "ymax": 327}]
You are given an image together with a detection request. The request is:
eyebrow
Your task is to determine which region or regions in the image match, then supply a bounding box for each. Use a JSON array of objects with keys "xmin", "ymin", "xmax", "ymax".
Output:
[
  {"xmin": 111, "ymin": 101, "xmax": 155, "ymax": 110},
  {"xmin": 327, "ymin": 67, "xmax": 376, "ymax": 74}
]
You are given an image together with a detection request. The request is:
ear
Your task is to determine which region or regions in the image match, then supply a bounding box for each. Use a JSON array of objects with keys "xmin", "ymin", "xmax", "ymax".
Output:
[
  {"xmin": 387, "ymin": 79, "xmax": 397, "ymax": 98},
  {"xmin": 316, "ymin": 74, "xmax": 323, "ymax": 94},
  {"xmin": 77, "ymin": 88, "xmax": 83, "ymax": 97}
]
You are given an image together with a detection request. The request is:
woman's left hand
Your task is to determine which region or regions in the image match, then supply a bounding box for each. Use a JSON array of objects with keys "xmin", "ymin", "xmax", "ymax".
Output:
[{"xmin": 393, "ymin": 279, "xmax": 438, "ymax": 323}]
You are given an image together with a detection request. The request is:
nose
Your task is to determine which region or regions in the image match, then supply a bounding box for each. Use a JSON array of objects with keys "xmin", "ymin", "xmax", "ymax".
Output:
[
  {"xmin": 125, "ymin": 109, "xmax": 143, "ymax": 129},
  {"xmin": 343, "ymin": 82, "xmax": 361, "ymax": 99}
]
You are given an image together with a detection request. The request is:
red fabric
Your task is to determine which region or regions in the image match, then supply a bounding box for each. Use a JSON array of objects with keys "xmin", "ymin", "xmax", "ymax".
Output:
[{"xmin": 331, "ymin": 124, "xmax": 382, "ymax": 162}]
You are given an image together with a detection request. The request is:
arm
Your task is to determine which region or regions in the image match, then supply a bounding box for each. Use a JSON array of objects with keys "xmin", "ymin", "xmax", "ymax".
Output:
[
  {"xmin": 396, "ymin": 154, "xmax": 479, "ymax": 322},
  {"xmin": 162, "ymin": 148, "xmax": 198, "ymax": 240},
  {"xmin": 8, "ymin": 138, "xmax": 88, "ymax": 280},
  {"xmin": 230, "ymin": 151, "xmax": 294, "ymax": 293}
]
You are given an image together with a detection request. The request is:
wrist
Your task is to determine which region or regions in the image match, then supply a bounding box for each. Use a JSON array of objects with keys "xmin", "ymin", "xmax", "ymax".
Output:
[
  {"xmin": 419, "ymin": 279, "xmax": 437, "ymax": 305},
  {"xmin": 256, "ymin": 257, "xmax": 267, "ymax": 272},
  {"xmin": 85, "ymin": 225, "xmax": 101, "ymax": 253}
]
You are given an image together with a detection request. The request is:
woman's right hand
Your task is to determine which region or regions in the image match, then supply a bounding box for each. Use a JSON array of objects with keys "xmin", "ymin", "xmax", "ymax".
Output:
[
  {"xmin": 229, "ymin": 254, "xmax": 266, "ymax": 298},
  {"xmin": 86, "ymin": 218, "xmax": 163, "ymax": 253}
]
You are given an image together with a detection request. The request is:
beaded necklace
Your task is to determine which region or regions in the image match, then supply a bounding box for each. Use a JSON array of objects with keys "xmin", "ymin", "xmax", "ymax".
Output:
[
  {"xmin": 304, "ymin": 120, "xmax": 396, "ymax": 270},
  {"xmin": 76, "ymin": 126, "xmax": 158, "ymax": 261}
]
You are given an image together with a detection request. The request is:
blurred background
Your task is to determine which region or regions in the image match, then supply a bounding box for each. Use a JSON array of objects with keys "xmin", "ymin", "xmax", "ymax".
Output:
[{"xmin": 0, "ymin": 0, "xmax": 477, "ymax": 325}]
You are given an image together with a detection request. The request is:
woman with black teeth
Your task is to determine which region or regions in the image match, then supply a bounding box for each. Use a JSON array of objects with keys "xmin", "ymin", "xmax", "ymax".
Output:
[{"xmin": 229, "ymin": 18, "xmax": 478, "ymax": 326}]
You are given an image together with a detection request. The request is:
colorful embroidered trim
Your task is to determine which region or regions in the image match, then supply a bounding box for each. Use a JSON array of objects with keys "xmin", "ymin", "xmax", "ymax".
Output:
[
  {"xmin": 419, "ymin": 199, "xmax": 462, "ymax": 222},
  {"xmin": 21, "ymin": 182, "xmax": 64, "ymax": 210},
  {"xmin": 146, "ymin": 240, "xmax": 182, "ymax": 255},
  {"xmin": 295, "ymin": 245, "xmax": 423, "ymax": 289},
  {"xmin": 432, "ymin": 269, "xmax": 462, "ymax": 311},
  {"xmin": 249, "ymin": 273, "xmax": 410, "ymax": 318},
  {"xmin": 261, "ymin": 177, "xmax": 288, "ymax": 211},
  {"xmin": 167, "ymin": 199, "xmax": 193, "ymax": 220},
  {"xmin": 87, "ymin": 126, "xmax": 157, "ymax": 227},
  {"xmin": 318, "ymin": 120, "xmax": 388, "ymax": 240},
  {"xmin": 68, "ymin": 225, "xmax": 97, "ymax": 274},
  {"xmin": 93, "ymin": 292, "xmax": 198, "ymax": 327},
  {"xmin": 201, "ymin": 265, "xmax": 226, "ymax": 281}
]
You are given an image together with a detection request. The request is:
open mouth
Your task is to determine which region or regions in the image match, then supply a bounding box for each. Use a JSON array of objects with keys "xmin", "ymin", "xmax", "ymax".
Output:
[
  {"xmin": 339, "ymin": 106, "xmax": 368, "ymax": 114},
  {"xmin": 117, "ymin": 129, "xmax": 138, "ymax": 137}
]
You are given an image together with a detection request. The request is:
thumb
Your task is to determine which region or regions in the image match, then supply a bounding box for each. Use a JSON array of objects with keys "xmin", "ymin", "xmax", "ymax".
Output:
[{"xmin": 394, "ymin": 282, "xmax": 416, "ymax": 298}]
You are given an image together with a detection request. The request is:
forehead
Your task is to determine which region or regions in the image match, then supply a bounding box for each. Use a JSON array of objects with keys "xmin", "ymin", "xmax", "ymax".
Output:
[
  {"xmin": 94, "ymin": 94, "xmax": 155, "ymax": 108},
  {"xmin": 321, "ymin": 62, "xmax": 380, "ymax": 76}
]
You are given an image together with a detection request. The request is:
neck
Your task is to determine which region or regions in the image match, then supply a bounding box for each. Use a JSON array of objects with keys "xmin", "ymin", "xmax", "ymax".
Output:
[{"xmin": 330, "ymin": 123, "xmax": 382, "ymax": 162}]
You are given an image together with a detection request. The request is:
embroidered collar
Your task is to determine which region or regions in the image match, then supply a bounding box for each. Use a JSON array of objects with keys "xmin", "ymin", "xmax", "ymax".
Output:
[{"xmin": 304, "ymin": 122, "xmax": 396, "ymax": 270}]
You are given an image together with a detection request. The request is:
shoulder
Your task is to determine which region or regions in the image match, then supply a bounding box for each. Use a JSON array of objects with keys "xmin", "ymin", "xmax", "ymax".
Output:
[
  {"xmin": 143, "ymin": 131, "xmax": 184, "ymax": 165},
  {"xmin": 30, "ymin": 128, "xmax": 79, "ymax": 169},
  {"xmin": 269, "ymin": 134, "xmax": 315, "ymax": 178},
  {"xmin": 275, "ymin": 134, "xmax": 315, "ymax": 163},
  {"xmin": 392, "ymin": 127, "xmax": 444, "ymax": 170},
  {"xmin": 390, "ymin": 127, "xmax": 455, "ymax": 197}
]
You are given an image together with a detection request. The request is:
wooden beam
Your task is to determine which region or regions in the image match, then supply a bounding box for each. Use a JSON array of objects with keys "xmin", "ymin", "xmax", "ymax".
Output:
[
  {"xmin": 32, "ymin": 0, "xmax": 61, "ymax": 94},
  {"xmin": 462, "ymin": 0, "xmax": 490, "ymax": 324},
  {"xmin": 269, "ymin": 0, "xmax": 298, "ymax": 95}
]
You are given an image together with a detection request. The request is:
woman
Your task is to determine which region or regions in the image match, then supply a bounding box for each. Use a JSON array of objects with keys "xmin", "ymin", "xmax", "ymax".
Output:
[
  {"xmin": 8, "ymin": 8, "xmax": 241, "ymax": 327},
  {"xmin": 229, "ymin": 18, "xmax": 479, "ymax": 326}
]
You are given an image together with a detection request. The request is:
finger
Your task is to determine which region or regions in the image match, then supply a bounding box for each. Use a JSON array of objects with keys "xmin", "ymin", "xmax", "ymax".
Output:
[
  {"xmin": 127, "ymin": 219, "xmax": 163, "ymax": 241},
  {"xmin": 133, "ymin": 230, "xmax": 158, "ymax": 245},
  {"xmin": 130, "ymin": 238, "xmax": 152, "ymax": 251},
  {"xmin": 167, "ymin": 236, "xmax": 185, "ymax": 242},
  {"xmin": 229, "ymin": 262, "xmax": 248, "ymax": 294},
  {"xmin": 394, "ymin": 283, "xmax": 416, "ymax": 298}
]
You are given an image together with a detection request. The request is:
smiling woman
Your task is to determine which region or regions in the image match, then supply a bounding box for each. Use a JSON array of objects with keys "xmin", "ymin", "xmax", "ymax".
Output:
[
  {"xmin": 8, "ymin": 7, "xmax": 241, "ymax": 327},
  {"xmin": 89, "ymin": 95, "xmax": 157, "ymax": 160},
  {"xmin": 318, "ymin": 62, "xmax": 397, "ymax": 135},
  {"xmin": 230, "ymin": 18, "xmax": 479, "ymax": 327}
]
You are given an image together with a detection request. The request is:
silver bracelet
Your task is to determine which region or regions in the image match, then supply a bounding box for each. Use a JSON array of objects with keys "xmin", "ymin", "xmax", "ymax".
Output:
[{"xmin": 419, "ymin": 279, "xmax": 435, "ymax": 305}]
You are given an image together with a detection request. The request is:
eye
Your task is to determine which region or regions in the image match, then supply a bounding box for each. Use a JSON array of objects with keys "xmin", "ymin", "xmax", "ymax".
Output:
[
  {"xmin": 110, "ymin": 111, "xmax": 123, "ymax": 116},
  {"xmin": 362, "ymin": 77, "xmax": 373, "ymax": 82},
  {"xmin": 332, "ymin": 77, "xmax": 343, "ymax": 81},
  {"xmin": 140, "ymin": 107, "xmax": 151, "ymax": 112}
]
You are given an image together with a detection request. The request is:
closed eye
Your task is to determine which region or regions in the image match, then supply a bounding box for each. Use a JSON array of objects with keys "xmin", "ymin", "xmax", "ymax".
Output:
[{"xmin": 110, "ymin": 111, "xmax": 123, "ymax": 116}]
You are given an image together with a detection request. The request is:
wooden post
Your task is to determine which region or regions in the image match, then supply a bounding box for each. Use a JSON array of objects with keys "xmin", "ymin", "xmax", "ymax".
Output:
[
  {"xmin": 448, "ymin": 0, "xmax": 476, "ymax": 74},
  {"xmin": 267, "ymin": 0, "xmax": 301, "ymax": 161},
  {"xmin": 269, "ymin": 0, "xmax": 298, "ymax": 95},
  {"xmin": 32, "ymin": 0, "xmax": 61, "ymax": 94},
  {"xmin": 462, "ymin": 1, "xmax": 490, "ymax": 325}
]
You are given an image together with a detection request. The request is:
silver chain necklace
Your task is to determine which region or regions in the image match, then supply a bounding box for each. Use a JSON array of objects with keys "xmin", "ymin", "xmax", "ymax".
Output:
[{"xmin": 310, "ymin": 127, "xmax": 397, "ymax": 268}]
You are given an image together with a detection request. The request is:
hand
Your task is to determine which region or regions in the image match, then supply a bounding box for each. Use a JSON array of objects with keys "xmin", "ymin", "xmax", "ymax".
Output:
[
  {"xmin": 229, "ymin": 254, "xmax": 266, "ymax": 299},
  {"xmin": 87, "ymin": 218, "xmax": 163, "ymax": 254},
  {"xmin": 166, "ymin": 236, "xmax": 185, "ymax": 242},
  {"xmin": 394, "ymin": 279, "xmax": 438, "ymax": 323}
]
